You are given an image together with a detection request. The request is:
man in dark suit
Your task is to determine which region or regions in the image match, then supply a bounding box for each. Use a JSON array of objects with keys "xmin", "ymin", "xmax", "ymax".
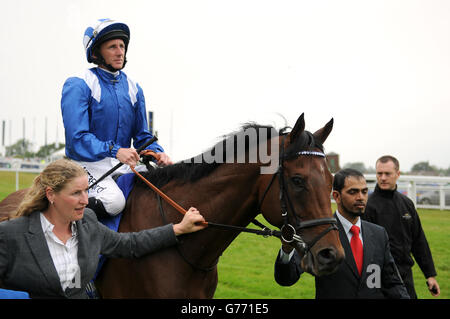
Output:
[{"xmin": 274, "ymin": 168, "xmax": 409, "ymax": 299}]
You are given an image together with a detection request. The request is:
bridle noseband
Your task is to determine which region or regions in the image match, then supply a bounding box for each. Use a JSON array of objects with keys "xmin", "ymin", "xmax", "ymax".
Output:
[{"xmin": 257, "ymin": 135, "xmax": 338, "ymax": 255}]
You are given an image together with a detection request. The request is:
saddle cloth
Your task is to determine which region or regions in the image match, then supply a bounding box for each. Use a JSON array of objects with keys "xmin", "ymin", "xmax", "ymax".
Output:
[{"xmin": 0, "ymin": 288, "xmax": 30, "ymax": 299}]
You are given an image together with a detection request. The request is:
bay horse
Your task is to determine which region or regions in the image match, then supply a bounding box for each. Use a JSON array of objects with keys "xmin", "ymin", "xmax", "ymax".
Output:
[
  {"xmin": 0, "ymin": 189, "xmax": 29, "ymax": 219},
  {"xmin": 94, "ymin": 113, "xmax": 344, "ymax": 298},
  {"xmin": 0, "ymin": 113, "xmax": 344, "ymax": 298}
]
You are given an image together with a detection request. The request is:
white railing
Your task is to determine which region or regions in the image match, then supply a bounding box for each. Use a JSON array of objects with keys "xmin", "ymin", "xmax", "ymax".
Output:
[
  {"xmin": 1, "ymin": 164, "xmax": 450, "ymax": 210},
  {"xmin": 0, "ymin": 166, "xmax": 45, "ymax": 191},
  {"xmin": 364, "ymin": 174, "xmax": 450, "ymax": 211}
]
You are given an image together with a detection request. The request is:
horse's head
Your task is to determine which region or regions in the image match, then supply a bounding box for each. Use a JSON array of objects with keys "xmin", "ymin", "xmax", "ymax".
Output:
[{"xmin": 260, "ymin": 113, "xmax": 344, "ymax": 276}]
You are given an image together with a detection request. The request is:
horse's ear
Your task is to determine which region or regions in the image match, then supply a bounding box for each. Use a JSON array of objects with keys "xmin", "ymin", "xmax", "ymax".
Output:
[
  {"xmin": 289, "ymin": 113, "xmax": 305, "ymax": 143},
  {"xmin": 313, "ymin": 118, "xmax": 333, "ymax": 144}
]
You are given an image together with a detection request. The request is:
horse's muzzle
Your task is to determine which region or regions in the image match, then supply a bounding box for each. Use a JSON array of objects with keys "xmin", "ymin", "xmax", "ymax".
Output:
[
  {"xmin": 300, "ymin": 246, "xmax": 343, "ymax": 276},
  {"xmin": 316, "ymin": 247, "xmax": 342, "ymax": 275}
]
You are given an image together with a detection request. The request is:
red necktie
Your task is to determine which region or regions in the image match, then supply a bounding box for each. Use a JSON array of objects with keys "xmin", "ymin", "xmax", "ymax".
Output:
[{"xmin": 350, "ymin": 225, "xmax": 363, "ymax": 276}]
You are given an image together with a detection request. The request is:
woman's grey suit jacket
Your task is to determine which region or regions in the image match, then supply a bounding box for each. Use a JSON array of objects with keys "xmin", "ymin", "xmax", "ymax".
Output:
[{"xmin": 0, "ymin": 209, "xmax": 177, "ymax": 298}]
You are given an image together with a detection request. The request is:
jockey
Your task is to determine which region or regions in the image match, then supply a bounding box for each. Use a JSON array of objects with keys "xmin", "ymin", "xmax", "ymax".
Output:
[{"xmin": 61, "ymin": 18, "xmax": 172, "ymax": 218}]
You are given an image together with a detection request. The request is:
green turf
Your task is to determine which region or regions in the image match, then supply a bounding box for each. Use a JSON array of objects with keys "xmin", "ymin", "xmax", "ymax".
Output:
[
  {"xmin": 0, "ymin": 171, "xmax": 37, "ymax": 199},
  {"xmin": 0, "ymin": 171, "xmax": 447, "ymax": 299},
  {"xmin": 215, "ymin": 209, "xmax": 449, "ymax": 299}
]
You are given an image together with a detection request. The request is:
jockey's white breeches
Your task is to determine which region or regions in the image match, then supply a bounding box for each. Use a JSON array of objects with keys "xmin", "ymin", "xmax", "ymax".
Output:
[{"xmin": 75, "ymin": 158, "xmax": 148, "ymax": 216}]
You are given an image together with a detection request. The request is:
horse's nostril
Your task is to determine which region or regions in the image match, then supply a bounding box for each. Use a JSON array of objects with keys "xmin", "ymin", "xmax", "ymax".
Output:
[
  {"xmin": 317, "ymin": 248, "xmax": 337, "ymax": 265},
  {"xmin": 315, "ymin": 247, "xmax": 342, "ymax": 276}
]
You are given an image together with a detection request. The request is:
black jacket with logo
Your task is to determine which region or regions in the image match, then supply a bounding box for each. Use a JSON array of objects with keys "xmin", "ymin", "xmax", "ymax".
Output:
[{"xmin": 363, "ymin": 184, "xmax": 436, "ymax": 278}]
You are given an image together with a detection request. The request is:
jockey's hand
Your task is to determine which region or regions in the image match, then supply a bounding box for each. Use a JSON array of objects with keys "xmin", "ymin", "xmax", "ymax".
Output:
[
  {"xmin": 116, "ymin": 148, "xmax": 140, "ymax": 167},
  {"xmin": 173, "ymin": 207, "xmax": 207, "ymax": 235},
  {"xmin": 156, "ymin": 152, "xmax": 173, "ymax": 166}
]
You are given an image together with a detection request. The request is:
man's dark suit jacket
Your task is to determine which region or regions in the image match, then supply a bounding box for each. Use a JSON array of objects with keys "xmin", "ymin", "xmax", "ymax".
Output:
[{"xmin": 274, "ymin": 214, "xmax": 409, "ymax": 299}]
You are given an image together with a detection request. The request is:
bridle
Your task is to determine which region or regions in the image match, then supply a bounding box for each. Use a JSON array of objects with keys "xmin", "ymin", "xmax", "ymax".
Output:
[{"xmin": 256, "ymin": 134, "xmax": 338, "ymax": 255}]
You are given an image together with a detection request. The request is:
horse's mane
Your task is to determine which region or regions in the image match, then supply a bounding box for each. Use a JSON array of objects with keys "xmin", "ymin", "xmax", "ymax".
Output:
[{"xmin": 135, "ymin": 123, "xmax": 324, "ymax": 189}]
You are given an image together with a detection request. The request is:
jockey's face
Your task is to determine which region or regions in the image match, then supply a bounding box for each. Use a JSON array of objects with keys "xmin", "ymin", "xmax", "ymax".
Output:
[{"xmin": 98, "ymin": 38, "xmax": 126, "ymax": 70}]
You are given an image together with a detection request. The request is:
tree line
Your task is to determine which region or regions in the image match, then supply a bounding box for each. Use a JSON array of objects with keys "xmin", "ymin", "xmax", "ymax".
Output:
[
  {"xmin": 3, "ymin": 139, "xmax": 449, "ymax": 176},
  {"xmin": 2, "ymin": 139, "xmax": 64, "ymax": 159}
]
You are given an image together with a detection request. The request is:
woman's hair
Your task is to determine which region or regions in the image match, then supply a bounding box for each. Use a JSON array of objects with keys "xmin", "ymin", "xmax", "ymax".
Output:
[{"xmin": 13, "ymin": 159, "xmax": 87, "ymax": 218}]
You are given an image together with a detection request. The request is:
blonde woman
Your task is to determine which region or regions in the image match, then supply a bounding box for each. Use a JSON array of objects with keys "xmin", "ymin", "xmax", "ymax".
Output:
[{"xmin": 0, "ymin": 159, "xmax": 205, "ymax": 298}]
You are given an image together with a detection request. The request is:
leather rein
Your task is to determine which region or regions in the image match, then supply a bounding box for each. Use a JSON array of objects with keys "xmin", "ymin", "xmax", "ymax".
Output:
[{"xmin": 132, "ymin": 136, "xmax": 337, "ymax": 271}]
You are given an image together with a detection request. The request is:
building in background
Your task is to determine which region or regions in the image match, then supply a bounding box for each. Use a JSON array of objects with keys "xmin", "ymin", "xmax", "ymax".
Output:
[{"xmin": 326, "ymin": 152, "xmax": 340, "ymax": 173}]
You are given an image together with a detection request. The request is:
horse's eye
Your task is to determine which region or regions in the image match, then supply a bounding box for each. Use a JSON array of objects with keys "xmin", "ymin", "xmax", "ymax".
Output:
[{"xmin": 291, "ymin": 176, "xmax": 305, "ymax": 189}]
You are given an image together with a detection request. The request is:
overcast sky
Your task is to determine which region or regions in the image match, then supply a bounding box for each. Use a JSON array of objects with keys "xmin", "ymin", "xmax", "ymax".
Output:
[{"xmin": 1, "ymin": 0, "xmax": 450, "ymax": 171}]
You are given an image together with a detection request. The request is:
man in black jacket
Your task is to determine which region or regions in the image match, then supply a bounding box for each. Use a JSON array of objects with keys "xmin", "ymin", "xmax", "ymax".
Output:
[
  {"xmin": 274, "ymin": 168, "xmax": 409, "ymax": 299},
  {"xmin": 363, "ymin": 155, "xmax": 440, "ymax": 298}
]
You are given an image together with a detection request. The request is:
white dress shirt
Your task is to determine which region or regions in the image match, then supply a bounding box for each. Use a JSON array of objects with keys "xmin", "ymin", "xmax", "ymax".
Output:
[
  {"xmin": 40, "ymin": 213, "xmax": 80, "ymax": 291},
  {"xmin": 335, "ymin": 210, "xmax": 363, "ymax": 245}
]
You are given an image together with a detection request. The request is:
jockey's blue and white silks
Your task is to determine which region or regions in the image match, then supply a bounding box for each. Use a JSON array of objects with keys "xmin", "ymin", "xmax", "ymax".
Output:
[{"xmin": 61, "ymin": 67, "xmax": 163, "ymax": 162}]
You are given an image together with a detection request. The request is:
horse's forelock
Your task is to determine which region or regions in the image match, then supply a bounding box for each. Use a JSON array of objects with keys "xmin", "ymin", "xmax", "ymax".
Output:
[{"xmin": 284, "ymin": 130, "xmax": 324, "ymax": 160}]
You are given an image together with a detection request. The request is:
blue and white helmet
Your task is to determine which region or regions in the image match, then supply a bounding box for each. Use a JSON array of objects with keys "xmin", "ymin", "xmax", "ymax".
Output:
[{"xmin": 83, "ymin": 18, "xmax": 130, "ymax": 63}]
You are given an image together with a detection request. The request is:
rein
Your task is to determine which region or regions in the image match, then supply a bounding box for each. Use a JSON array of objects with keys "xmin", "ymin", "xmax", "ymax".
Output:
[
  {"xmin": 131, "ymin": 159, "xmax": 279, "ymax": 272},
  {"xmin": 131, "ymin": 135, "xmax": 338, "ymax": 270},
  {"xmin": 130, "ymin": 165, "xmax": 280, "ymax": 238}
]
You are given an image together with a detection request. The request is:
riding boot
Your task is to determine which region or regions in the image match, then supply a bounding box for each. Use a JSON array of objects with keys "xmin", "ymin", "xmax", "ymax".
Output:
[{"xmin": 87, "ymin": 197, "xmax": 110, "ymax": 219}]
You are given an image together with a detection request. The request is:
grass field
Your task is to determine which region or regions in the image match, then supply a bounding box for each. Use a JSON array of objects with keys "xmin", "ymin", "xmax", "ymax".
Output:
[
  {"xmin": 0, "ymin": 171, "xmax": 37, "ymax": 200},
  {"xmin": 215, "ymin": 207, "xmax": 450, "ymax": 299},
  {"xmin": 0, "ymin": 171, "xmax": 448, "ymax": 299}
]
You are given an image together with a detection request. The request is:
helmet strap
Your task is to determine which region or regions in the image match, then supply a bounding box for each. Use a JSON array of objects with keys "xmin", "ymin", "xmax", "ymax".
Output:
[
  {"xmin": 91, "ymin": 49, "xmax": 127, "ymax": 72},
  {"xmin": 102, "ymin": 57, "xmax": 127, "ymax": 72}
]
